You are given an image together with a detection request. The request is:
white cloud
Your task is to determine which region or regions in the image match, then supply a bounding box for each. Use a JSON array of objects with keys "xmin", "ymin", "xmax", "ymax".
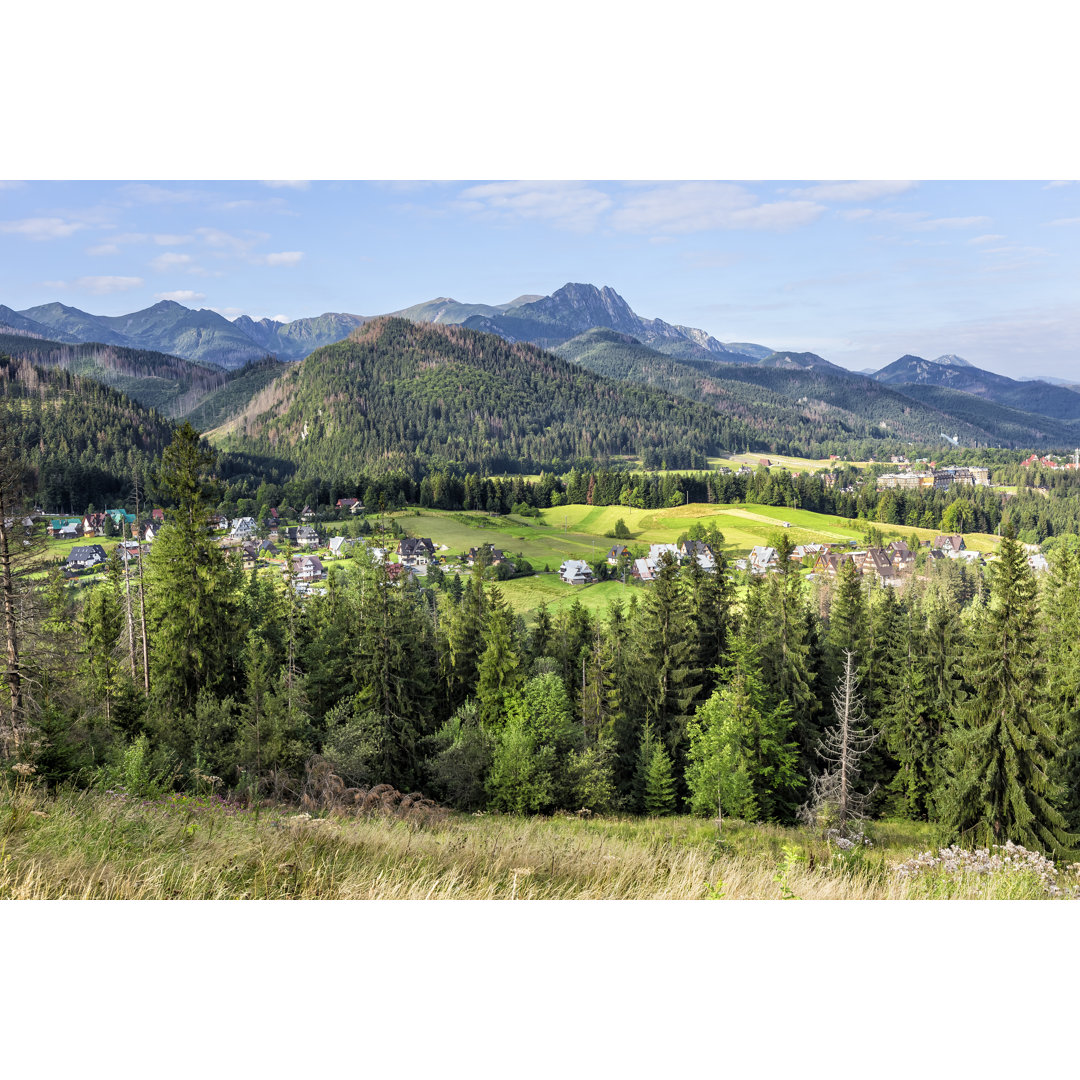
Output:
[
  {"xmin": 254, "ymin": 251, "xmax": 304, "ymax": 266},
  {"xmin": 195, "ymin": 226, "xmax": 266, "ymax": 255},
  {"xmin": 1048, "ymin": 217, "xmax": 1080, "ymax": 226},
  {"xmin": 610, "ymin": 182, "xmax": 824, "ymax": 234},
  {"xmin": 261, "ymin": 180, "xmax": 310, "ymax": 190},
  {"xmin": 788, "ymin": 180, "xmax": 916, "ymax": 202},
  {"xmin": 457, "ymin": 181, "xmax": 614, "ymax": 232},
  {"xmin": 153, "ymin": 233, "xmax": 192, "ymax": 245},
  {"xmin": 270, "ymin": 313, "xmax": 292, "ymax": 322},
  {"xmin": 155, "ymin": 289, "xmax": 206, "ymax": 303},
  {"xmin": 1044, "ymin": 180, "xmax": 1077, "ymax": 189},
  {"xmin": 841, "ymin": 209, "xmax": 990, "ymax": 231},
  {"xmin": 150, "ymin": 251, "xmax": 195, "ymax": 271},
  {"xmin": 0, "ymin": 216, "xmax": 86, "ymax": 240},
  {"xmin": 969, "ymin": 234, "xmax": 1006, "ymax": 245},
  {"xmin": 74, "ymin": 275, "xmax": 144, "ymax": 294},
  {"xmin": 119, "ymin": 183, "xmax": 202, "ymax": 204},
  {"xmin": 86, "ymin": 243, "xmax": 120, "ymax": 256}
]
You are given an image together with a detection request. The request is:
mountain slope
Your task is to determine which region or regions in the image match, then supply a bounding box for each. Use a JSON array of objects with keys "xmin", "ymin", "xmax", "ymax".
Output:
[
  {"xmin": 552, "ymin": 327, "xmax": 1058, "ymax": 453},
  {"xmin": 0, "ymin": 350, "xmax": 177, "ymax": 513},
  {"xmin": 874, "ymin": 354, "xmax": 1080, "ymax": 421},
  {"xmin": 216, "ymin": 317, "xmax": 758, "ymax": 476},
  {"xmin": 19, "ymin": 302, "xmax": 128, "ymax": 345},
  {"xmin": 0, "ymin": 332, "xmax": 285, "ymax": 425}
]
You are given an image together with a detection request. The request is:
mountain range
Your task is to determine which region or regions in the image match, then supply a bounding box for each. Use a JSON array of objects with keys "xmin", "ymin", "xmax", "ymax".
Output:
[
  {"xmin": 0, "ymin": 283, "xmax": 775, "ymax": 369},
  {"xmin": 5, "ymin": 282, "xmax": 1080, "ymax": 455}
]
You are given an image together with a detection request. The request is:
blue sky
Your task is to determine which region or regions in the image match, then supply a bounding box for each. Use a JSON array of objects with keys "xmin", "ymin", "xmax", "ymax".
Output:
[{"xmin": 2, "ymin": 179, "xmax": 1079, "ymax": 377}]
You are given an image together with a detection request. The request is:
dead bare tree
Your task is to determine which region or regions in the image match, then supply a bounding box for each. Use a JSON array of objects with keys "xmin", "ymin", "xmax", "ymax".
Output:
[
  {"xmin": 801, "ymin": 650, "xmax": 879, "ymax": 836},
  {"xmin": 132, "ymin": 468, "xmax": 150, "ymax": 694}
]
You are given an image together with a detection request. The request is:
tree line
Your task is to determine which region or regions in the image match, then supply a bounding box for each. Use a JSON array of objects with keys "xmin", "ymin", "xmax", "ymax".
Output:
[{"xmin": 4, "ymin": 425, "xmax": 1078, "ymax": 857}]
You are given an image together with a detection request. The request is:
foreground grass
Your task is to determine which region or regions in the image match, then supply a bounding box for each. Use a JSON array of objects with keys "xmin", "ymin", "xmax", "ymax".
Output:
[{"xmin": 3, "ymin": 786, "xmax": 1075, "ymax": 899}]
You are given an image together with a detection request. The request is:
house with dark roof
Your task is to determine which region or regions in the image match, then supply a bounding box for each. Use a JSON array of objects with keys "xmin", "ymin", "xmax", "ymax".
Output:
[
  {"xmin": 933, "ymin": 534, "xmax": 966, "ymax": 556},
  {"xmin": 65, "ymin": 544, "xmax": 108, "ymax": 571},
  {"xmin": 678, "ymin": 540, "xmax": 716, "ymax": 570},
  {"xmin": 296, "ymin": 525, "xmax": 320, "ymax": 548},
  {"xmin": 398, "ymin": 537, "xmax": 436, "ymax": 566},
  {"xmin": 328, "ymin": 536, "xmax": 354, "ymax": 557},
  {"xmin": 292, "ymin": 554, "xmax": 326, "ymax": 581},
  {"xmin": 607, "ymin": 544, "xmax": 630, "ymax": 565}
]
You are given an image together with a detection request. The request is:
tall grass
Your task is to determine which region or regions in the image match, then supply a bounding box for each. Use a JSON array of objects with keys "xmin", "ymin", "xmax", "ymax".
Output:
[{"xmin": 1, "ymin": 785, "xmax": 1075, "ymax": 899}]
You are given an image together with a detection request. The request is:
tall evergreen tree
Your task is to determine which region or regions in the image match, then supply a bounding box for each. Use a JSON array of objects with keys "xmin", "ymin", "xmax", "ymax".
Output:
[{"xmin": 939, "ymin": 529, "xmax": 1072, "ymax": 855}]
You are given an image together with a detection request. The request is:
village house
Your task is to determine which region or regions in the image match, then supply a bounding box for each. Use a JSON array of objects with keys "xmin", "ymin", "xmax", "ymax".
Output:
[
  {"xmin": 559, "ymin": 558, "xmax": 595, "ymax": 585},
  {"xmin": 258, "ymin": 539, "xmax": 280, "ymax": 557},
  {"xmin": 1029, "ymin": 552, "xmax": 1050, "ymax": 573},
  {"xmin": 65, "ymin": 544, "xmax": 108, "ymax": 572},
  {"xmin": 887, "ymin": 539, "xmax": 916, "ymax": 570},
  {"xmin": 864, "ymin": 547, "xmax": 896, "ymax": 585},
  {"xmin": 607, "ymin": 544, "xmax": 630, "ymax": 566},
  {"xmin": 328, "ymin": 536, "xmax": 353, "ymax": 557},
  {"xmin": 398, "ymin": 537, "xmax": 436, "ymax": 567},
  {"xmin": 208, "ymin": 513, "xmax": 228, "ymax": 531},
  {"xmin": 678, "ymin": 539, "xmax": 716, "ymax": 571},
  {"xmin": 933, "ymin": 534, "xmax": 966, "ymax": 556},
  {"xmin": 230, "ymin": 516, "xmax": 257, "ymax": 538},
  {"xmin": 50, "ymin": 517, "xmax": 82, "ymax": 539},
  {"xmin": 240, "ymin": 542, "xmax": 259, "ymax": 563},
  {"xmin": 466, "ymin": 544, "xmax": 505, "ymax": 567},
  {"xmin": 292, "ymin": 554, "xmax": 327, "ymax": 582},
  {"xmin": 300, "ymin": 505, "xmax": 316, "ymax": 521},
  {"xmin": 632, "ymin": 557, "xmax": 656, "ymax": 582},
  {"xmin": 296, "ymin": 525, "xmax": 320, "ymax": 548},
  {"xmin": 648, "ymin": 543, "xmax": 679, "ymax": 562},
  {"xmin": 336, "ymin": 498, "xmax": 360, "ymax": 512},
  {"xmin": 748, "ymin": 545, "xmax": 778, "ymax": 574}
]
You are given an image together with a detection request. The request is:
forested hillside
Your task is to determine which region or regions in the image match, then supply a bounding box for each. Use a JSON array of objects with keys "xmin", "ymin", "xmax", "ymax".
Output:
[
  {"xmin": 218, "ymin": 317, "xmax": 757, "ymax": 476},
  {"xmin": 0, "ymin": 353, "xmax": 176, "ymax": 511},
  {"xmin": 0, "ymin": 332, "xmax": 285, "ymax": 423}
]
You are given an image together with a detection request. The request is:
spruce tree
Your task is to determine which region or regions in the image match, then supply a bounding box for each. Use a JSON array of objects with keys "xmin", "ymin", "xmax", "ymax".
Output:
[
  {"xmin": 685, "ymin": 633, "xmax": 802, "ymax": 824},
  {"xmin": 940, "ymin": 529, "xmax": 1072, "ymax": 855},
  {"xmin": 476, "ymin": 585, "xmax": 521, "ymax": 727}
]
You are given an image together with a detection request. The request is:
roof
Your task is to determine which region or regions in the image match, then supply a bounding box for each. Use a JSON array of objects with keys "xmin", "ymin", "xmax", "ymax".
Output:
[{"xmin": 67, "ymin": 544, "xmax": 106, "ymax": 563}]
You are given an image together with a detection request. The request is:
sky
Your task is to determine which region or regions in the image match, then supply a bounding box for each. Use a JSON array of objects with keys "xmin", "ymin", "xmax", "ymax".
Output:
[{"xmin": 2, "ymin": 179, "xmax": 1080, "ymax": 378}]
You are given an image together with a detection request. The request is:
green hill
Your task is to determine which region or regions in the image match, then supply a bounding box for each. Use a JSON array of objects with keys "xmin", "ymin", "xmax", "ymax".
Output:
[
  {"xmin": 215, "ymin": 317, "xmax": 757, "ymax": 477},
  {"xmin": 0, "ymin": 332, "xmax": 285, "ymax": 427},
  {"xmin": 0, "ymin": 351, "xmax": 176, "ymax": 512}
]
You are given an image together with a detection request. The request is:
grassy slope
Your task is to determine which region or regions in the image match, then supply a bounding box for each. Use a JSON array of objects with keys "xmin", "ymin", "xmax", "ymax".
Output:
[{"xmin": 2, "ymin": 786, "xmax": 1069, "ymax": 899}]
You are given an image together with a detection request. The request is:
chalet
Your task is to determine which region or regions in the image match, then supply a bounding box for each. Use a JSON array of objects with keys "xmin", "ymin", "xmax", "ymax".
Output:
[
  {"xmin": 140, "ymin": 523, "xmax": 158, "ymax": 543},
  {"xmin": 266, "ymin": 507, "xmax": 280, "ymax": 522},
  {"xmin": 258, "ymin": 539, "xmax": 280, "ymax": 557},
  {"xmin": 240, "ymin": 542, "xmax": 259, "ymax": 563},
  {"xmin": 864, "ymin": 547, "xmax": 896, "ymax": 584},
  {"xmin": 1029, "ymin": 553, "xmax": 1050, "ymax": 573},
  {"xmin": 230, "ymin": 516, "xmax": 257, "ymax": 538},
  {"xmin": 385, "ymin": 562, "xmax": 418, "ymax": 584},
  {"xmin": 328, "ymin": 536, "xmax": 353, "ymax": 557},
  {"xmin": 300, "ymin": 505, "xmax": 316, "ymax": 521},
  {"xmin": 151, "ymin": 508, "xmax": 166, "ymax": 523},
  {"xmin": 292, "ymin": 554, "xmax": 326, "ymax": 582},
  {"xmin": 65, "ymin": 544, "xmax": 107, "ymax": 571},
  {"xmin": 296, "ymin": 525, "xmax": 320, "ymax": 548},
  {"xmin": 813, "ymin": 551, "xmax": 847, "ymax": 576},
  {"xmin": 678, "ymin": 540, "xmax": 716, "ymax": 571},
  {"xmin": 748, "ymin": 545, "xmax": 778, "ymax": 573},
  {"xmin": 559, "ymin": 559, "xmax": 595, "ymax": 585},
  {"xmin": 49, "ymin": 517, "xmax": 82, "ymax": 539},
  {"xmin": 466, "ymin": 544, "xmax": 505, "ymax": 567},
  {"xmin": 607, "ymin": 544, "xmax": 630, "ymax": 566},
  {"xmin": 208, "ymin": 513, "xmax": 228, "ymax": 531},
  {"xmin": 887, "ymin": 540, "xmax": 915, "ymax": 570},
  {"xmin": 336, "ymin": 498, "xmax": 360, "ymax": 511},
  {"xmin": 926, "ymin": 548, "xmax": 945, "ymax": 563},
  {"xmin": 398, "ymin": 537, "xmax": 436, "ymax": 566},
  {"xmin": 632, "ymin": 558, "xmax": 656, "ymax": 582},
  {"xmin": 648, "ymin": 543, "xmax": 679, "ymax": 562},
  {"xmin": 933, "ymin": 534, "xmax": 966, "ymax": 556},
  {"xmin": 81, "ymin": 512, "xmax": 107, "ymax": 537}
]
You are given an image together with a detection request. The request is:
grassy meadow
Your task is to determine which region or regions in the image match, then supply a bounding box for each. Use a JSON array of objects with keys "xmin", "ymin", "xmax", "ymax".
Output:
[{"xmin": 2, "ymin": 782, "xmax": 1073, "ymax": 900}]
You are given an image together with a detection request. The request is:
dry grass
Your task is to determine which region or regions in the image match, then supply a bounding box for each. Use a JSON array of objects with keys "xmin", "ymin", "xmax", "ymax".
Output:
[{"xmin": 1, "ymin": 784, "xmax": 1074, "ymax": 900}]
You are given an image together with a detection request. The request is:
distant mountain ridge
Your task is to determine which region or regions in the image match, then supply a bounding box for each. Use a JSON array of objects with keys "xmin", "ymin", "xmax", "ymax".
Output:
[
  {"xmin": 453, "ymin": 282, "xmax": 774, "ymax": 361},
  {"xmin": 873, "ymin": 353, "xmax": 1080, "ymax": 421},
  {"xmin": 0, "ymin": 284, "xmax": 776, "ymax": 369}
]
